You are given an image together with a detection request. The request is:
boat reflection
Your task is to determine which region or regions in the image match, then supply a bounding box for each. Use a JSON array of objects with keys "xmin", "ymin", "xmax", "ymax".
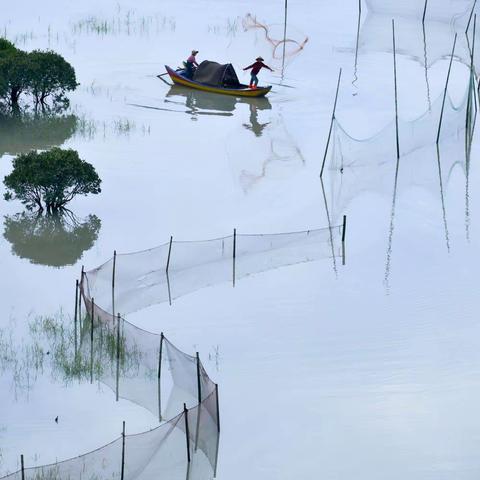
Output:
[
  {"xmin": 165, "ymin": 85, "xmax": 272, "ymax": 135},
  {"xmin": 3, "ymin": 211, "xmax": 101, "ymax": 267}
]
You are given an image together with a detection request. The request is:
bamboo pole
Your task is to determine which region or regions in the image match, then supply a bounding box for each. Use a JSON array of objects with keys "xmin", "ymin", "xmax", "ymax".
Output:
[
  {"xmin": 74, "ymin": 279, "xmax": 78, "ymax": 355},
  {"xmin": 121, "ymin": 421, "xmax": 126, "ymax": 480},
  {"xmin": 166, "ymin": 236, "xmax": 173, "ymax": 273},
  {"xmin": 436, "ymin": 33, "xmax": 457, "ymax": 145},
  {"xmin": 157, "ymin": 332, "xmax": 164, "ymax": 421},
  {"xmin": 184, "ymin": 404, "xmax": 191, "ymax": 463},
  {"xmin": 20, "ymin": 455, "xmax": 25, "ymax": 480},
  {"xmin": 465, "ymin": 0, "xmax": 477, "ymax": 35},
  {"xmin": 232, "ymin": 229, "xmax": 237, "ymax": 287},
  {"xmin": 90, "ymin": 298, "xmax": 94, "ymax": 384},
  {"xmin": 112, "ymin": 250, "xmax": 116, "ymax": 323},
  {"xmin": 196, "ymin": 352, "xmax": 202, "ymax": 405},
  {"xmin": 320, "ymin": 68, "xmax": 342, "ymax": 178},
  {"xmin": 116, "ymin": 313, "xmax": 121, "ymax": 401},
  {"xmin": 215, "ymin": 383, "xmax": 220, "ymax": 433},
  {"xmin": 392, "ymin": 19, "xmax": 400, "ymax": 161},
  {"xmin": 79, "ymin": 265, "xmax": 84, "ymax": 328},
  {"xmin": 166, "ymin": 236, "xmax": 173, "ymax": 306},
  {"xmin": 422, "ymin": 0, "xmax": 428, "ymax": 24},
  {"xmin": 341, "ymin": 215, "xmax": 347, "ymax": 266}
]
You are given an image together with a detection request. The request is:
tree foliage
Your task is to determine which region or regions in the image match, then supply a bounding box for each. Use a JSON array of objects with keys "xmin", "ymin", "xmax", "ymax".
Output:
[
  {"xmin": 0, "ymin": 41, "xmax": 78, "ymax": 110},
  {"xmin": 4, "ymin": 148, "xmax": 101, "ymax": 211},
  {"xmin": 27, "ymin": 50, "xmax": 78, "ymax": 106}
]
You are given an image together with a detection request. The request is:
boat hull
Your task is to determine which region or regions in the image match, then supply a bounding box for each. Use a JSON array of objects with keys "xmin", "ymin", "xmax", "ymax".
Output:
[{"xmin": 164, "ymin": 66, "xmax": 272, "ymax": 98}]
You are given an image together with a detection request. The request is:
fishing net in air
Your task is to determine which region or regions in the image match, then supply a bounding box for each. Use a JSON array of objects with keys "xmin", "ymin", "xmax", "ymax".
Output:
[{"xmin": 83, "ymin": 226, "xmax": 343, "ymax": 317}]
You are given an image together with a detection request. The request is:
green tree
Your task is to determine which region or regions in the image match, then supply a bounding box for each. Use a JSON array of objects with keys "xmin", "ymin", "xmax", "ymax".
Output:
[
  {"xmin": 4, "ymin": 148, "xmax": 101, "ymax": 211},
  {"xmin": 0, "ymin": 48, "xmax": 30, "ymax": 106},
  {"xmin": 27, "ymin": 50, "xmax": 78, "ymax": 107}
]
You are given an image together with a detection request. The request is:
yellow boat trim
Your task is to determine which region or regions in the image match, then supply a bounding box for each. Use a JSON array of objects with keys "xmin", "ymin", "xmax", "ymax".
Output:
[{"xmin": 171, "ymin": 75, "xmax": 270, "ymax": 98}]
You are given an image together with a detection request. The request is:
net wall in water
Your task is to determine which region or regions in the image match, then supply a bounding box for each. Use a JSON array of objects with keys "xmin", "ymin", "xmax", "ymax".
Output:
[
  {"xmin": 365, "ymin": 0, "xmax": 474, "ymax": 23},
  {"xmin": 83, "ymin": 227, "xmax": 343, "ymax": 316},
  {"xmin": 1, "ymin": 289, "xmax": 220, "ymax": 480},
  {"xmin": 323, "ymin": 77, "xmax": 475, "ymax": 223}
]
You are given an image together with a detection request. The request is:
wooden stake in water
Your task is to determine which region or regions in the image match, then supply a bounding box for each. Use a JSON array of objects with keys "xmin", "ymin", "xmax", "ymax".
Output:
[
  {"xmin": 422, "ymin": 0, "xmax": 428, "ymax": 24},
  {"xmin": 157, "ymin": 332, "xmax": 164, "ymax": 421},
  {"xmin": 116, "ymin": 313, "xmax": 121, "ymax": 401},
  {"xmin": 74, "ymin": 279, "xmax": 79, "ymax": 355},
  {"xmin": 90, "ymin": 298, "xmax": 94, "ymax": 384},
  {"xmin": 341, "ymin": 215, "xmax": 347, "ymax": 266},
  {"xmin": 465, "ymin": 0, "xmax": 477, "ymax": 35},
  {"xmin": 112, "ymin": 250, "xmax": 116, "ymax": 322},
  {"xmin": 20, "ymin": 455, "xmax": 25, "ymax": 480},
  {"xmin": 215, "ymin": 383, "xmax": 220, "ymax": 433},
  {"xmin": 184, "ymin": 403, "xmax": 191, "ymax": 463},
  {"xmin": 392, "ymin": 19, "xmax": 400, "ymax": 162},
  {"xmin": 320, "ymin": 68, "xmax": 342, "ymax": 178},
  {"xmin": 437, "ymin": 33, "xmax": 457, "ymax": 145},
  {"xmin": 121, "ymin": 421, "xmax": 126, "ymax": 480},
  {"xmin": 195, "ymin": 352, "xmax": 202, "ymax": 451},
  {"xmin": 79, "ymin": 265, "xmax": 84, "ymax": 327},
  {"xmin": 166, "ymin": 236, "xmax": 173, "ymax": 306},
  {"xmin": 232, "ymin": 229, "xmax": 237, "ymax": 287}
]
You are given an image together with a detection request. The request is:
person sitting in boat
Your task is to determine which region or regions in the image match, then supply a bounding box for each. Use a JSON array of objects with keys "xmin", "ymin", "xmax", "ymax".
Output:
[
  {"xmin": 243, "ymin": 57, "xmax": 273, "ymax": 89},
  {"xmin": 185, "ymin": 50, "xmax": 199, "ymax": 79}
]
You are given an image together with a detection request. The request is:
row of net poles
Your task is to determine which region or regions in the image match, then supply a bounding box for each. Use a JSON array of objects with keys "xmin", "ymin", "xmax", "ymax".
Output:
[
  {"xmin": 384, "ymin": 19, "xmax": 401, "ymax": 290},
  {"xmin": 320, "ymin": 68, "xmax": 342, "ymax": 178}
]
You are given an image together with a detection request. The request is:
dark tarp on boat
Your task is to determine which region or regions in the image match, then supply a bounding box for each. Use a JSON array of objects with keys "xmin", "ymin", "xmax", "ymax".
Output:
[{"xmin": 193, "ymin": 61, "xmax": 240, "ymax": 87}]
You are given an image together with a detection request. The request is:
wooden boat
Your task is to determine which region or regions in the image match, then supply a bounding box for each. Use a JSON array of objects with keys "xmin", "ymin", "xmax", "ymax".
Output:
[{"xmin": 164, "ymin": 65, "xmax": 272, "ymax": 98}]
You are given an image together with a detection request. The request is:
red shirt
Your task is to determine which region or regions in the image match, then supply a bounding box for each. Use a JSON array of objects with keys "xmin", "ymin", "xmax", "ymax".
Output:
[{"xmin": 244, "ymin": 61, "xmax": 271, "ymax": 75}]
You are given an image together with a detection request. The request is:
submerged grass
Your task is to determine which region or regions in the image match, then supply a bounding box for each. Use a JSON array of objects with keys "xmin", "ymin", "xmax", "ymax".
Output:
[{"xmin": 0, "ymin": 310, "xmax": 148, "ymax": 398}]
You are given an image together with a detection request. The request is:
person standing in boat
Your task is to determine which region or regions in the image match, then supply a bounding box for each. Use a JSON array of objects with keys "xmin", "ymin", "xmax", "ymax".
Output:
[
  {"xmin": 185, "ymin": 50, "xmax": 199, "ymax": 79},
  {"xmin": 243, "ymin": 57, "xmax": 273, "ymax": 89}
]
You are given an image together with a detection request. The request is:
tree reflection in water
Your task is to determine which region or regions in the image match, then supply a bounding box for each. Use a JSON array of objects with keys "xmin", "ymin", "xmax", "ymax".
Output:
[
  {"xmin": 3, "ymin": 211, "xmax": 101, "ymax": 267},
  {"xmin": 0, "ymin": 113, "xmax": 78, "ymax": 157}
]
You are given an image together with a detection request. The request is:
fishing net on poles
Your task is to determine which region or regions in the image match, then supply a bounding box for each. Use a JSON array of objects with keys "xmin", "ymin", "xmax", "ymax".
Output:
[
  {"xmin": 365, "ymin": 0, "xmax": 474, "ymax": 24},
  {"xmin": 0, "ymin": 283, "xmax": 220, "ymax": 480},
  {"xmin": 323, "ymin": 79, "xmax": 474, "ymax": 224},
  {"xmin": 83, "ymin": 226, "xmax": 343, "ymax": 317},
  {"xmin": 358, "ymin": 13, "xmax": 474, "ymax": 68},
  {"xmin": 1, "ymin": 408, "xmax": 217, "ymax": 480}
]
